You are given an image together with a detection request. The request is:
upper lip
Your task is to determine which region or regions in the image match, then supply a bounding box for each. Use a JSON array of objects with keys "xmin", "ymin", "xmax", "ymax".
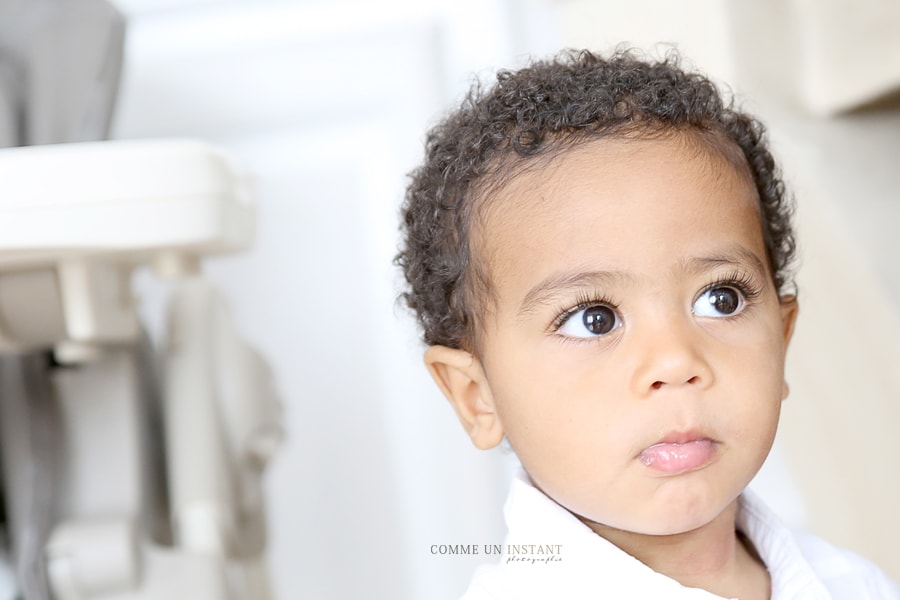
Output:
[{"xmin": 649, "ymin": 429, "xmax": 716, "ymax": 446}]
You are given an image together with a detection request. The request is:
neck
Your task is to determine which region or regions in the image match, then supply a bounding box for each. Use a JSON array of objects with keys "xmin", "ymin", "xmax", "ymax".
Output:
[{"xmin": 583, "ymin": 500, "xmax": 770, "ymax": 599}]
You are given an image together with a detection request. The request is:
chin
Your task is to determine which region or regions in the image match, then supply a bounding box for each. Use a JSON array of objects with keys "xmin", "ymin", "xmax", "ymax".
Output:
[
  {"xmin": 577, "ymin": 503, "xmax": 722, "ymax": 538},
  {"xmin": 626, "ymin": 494, "xmax": 737, "ymax": 537}
]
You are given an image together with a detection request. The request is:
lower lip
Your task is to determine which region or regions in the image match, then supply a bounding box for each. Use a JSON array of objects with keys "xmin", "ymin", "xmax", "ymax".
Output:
[{"xmin": 638, "ymin": 440, "xmax": 717, "ymax": 474}]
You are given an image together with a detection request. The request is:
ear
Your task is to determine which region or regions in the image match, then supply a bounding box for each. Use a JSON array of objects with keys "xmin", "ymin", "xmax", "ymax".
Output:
[
  {"xmin": 779, "ymin": 294, "xmax": 799, "ymax": 346},
  {"xmin": 424, "ymin": 345, "xmax": 505, "ymax": 450},
  {"xmin": 779, "ymin": 295, "xmax": 799, "ymax": 400}
]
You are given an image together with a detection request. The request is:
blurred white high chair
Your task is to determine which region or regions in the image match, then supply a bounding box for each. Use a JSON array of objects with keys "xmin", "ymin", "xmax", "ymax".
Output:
[{"xmin": 0, "ymin": 139, "xmax": 281, "ymax": 600}]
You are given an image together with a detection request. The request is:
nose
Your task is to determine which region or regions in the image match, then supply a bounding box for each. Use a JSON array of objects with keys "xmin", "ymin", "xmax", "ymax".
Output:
[{"xmin": 630, "ymin": 314, "xmax": 714, "ymax": 396}]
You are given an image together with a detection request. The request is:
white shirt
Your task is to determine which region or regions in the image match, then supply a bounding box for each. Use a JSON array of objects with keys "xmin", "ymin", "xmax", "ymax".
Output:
[{"xmin": 462, "ymin": 469, "xmax": 900, "ymax": 599}]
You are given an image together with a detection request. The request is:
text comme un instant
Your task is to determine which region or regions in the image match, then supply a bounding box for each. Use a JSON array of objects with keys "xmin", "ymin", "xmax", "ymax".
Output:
[{"xmin": 430, "ymin": 544, "xmax": 562, "ymax": 556}]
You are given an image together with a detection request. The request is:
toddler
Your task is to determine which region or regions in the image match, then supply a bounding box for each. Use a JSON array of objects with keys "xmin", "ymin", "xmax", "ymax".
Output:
[{"xmin": 397, "ymin": 49, "xmax": 900, "ymax": 599}]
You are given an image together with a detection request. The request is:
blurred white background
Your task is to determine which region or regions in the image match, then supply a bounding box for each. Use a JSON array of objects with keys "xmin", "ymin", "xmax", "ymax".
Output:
[
  {"xmin": 108, "ymin": 1, "xmax": 900, "ymax": 598},
  {"xmin": 112, "ymin": 2, "xmax": 559, "ymax": 598}
]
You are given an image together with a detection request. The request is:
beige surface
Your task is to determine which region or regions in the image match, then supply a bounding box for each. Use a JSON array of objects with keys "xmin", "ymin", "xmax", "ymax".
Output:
[
  {"xmin": 783, "ymin": 194, "xmax": 900, "ymax": 581},
  {"xmin": 789, "ymin": 0, "xmax": 900, "ymax": 115}
]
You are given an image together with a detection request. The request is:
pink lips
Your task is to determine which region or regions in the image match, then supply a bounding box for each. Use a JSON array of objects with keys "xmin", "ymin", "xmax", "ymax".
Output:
[{"xmin": 638, "ymin": 435, "xmax": 718, "ymax": 474}]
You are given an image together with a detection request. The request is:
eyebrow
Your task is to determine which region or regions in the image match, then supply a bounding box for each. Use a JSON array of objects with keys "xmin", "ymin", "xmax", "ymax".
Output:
[
  {"xmin": 519, "ymin": 269, "xmax": 629, "ymax": 317},
  {"xmin": 685, "ymin": 246, "xmax": 768, "ymax": 278},
  {"xmin": 517, "ymin": 245, "xmax": 768, "ymax": 317}
]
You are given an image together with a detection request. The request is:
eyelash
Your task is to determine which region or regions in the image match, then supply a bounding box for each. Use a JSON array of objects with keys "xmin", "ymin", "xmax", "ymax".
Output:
[
  {"xmin": 550, "ymin": 292, "xmax": 619, "ymax": 332},
  {"xmin": 549, "ymin": 270, "xmax": 765, "ymax": 332},
  {"xmin": 699, "ymin": 269, "xmax": 764, "ymax": 305}
]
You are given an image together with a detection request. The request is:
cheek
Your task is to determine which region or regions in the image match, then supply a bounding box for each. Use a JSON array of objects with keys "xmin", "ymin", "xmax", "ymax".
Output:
[
  {"xmin": 488, "ymin": 345, "xmax": 632, "ymax": 461},
  {"xmin": 718, "ymin": 328, "xmax": 786, "ymax": 434},
  {"xmin": 491, "ymin": 341, "xmax": 619, "ymax": 420},
  {"xmin": 717, "ymin": 304, "xmax": 788, "ymax": 382}
]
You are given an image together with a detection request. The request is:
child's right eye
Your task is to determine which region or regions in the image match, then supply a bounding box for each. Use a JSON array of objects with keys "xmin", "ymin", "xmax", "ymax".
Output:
[{"xmin": 557, "ymin": 304, "xmax": 621, "ymax": 338}]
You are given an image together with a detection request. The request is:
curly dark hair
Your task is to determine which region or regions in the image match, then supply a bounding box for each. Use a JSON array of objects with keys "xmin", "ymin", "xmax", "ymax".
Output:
[{"xmin": 396, "ymin": 48, "xmax": 796, "ymax": 350}]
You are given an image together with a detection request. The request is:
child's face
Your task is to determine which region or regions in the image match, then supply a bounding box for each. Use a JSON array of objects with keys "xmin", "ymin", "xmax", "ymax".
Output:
[{"xmin": 430, "ymin": 134, "xmax": 798, "ymax": 537}]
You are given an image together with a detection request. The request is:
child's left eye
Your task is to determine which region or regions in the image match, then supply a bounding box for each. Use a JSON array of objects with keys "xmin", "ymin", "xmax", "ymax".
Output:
[{"xmin": 692, "ymin": 286, "xmax": 744, "ymax": 318}]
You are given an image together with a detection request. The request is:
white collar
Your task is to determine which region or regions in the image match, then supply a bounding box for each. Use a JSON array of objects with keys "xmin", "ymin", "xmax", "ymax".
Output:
[
  {"xmin": 736, "ymin": 487, "xmax": 832, "ymax": 598},
  {"xmin": 470, "ymin": 468, "xmax": 832, "ymax": 599}
]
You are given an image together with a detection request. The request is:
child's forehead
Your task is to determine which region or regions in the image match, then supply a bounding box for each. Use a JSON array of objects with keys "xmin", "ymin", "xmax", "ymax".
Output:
[
  {"xmin": 469, "ymin": 134, "xmax": 766, "ymax": 288},
  {"xmin": 473, "ymin": 132, "xmax": 757, "ymax": 231}
]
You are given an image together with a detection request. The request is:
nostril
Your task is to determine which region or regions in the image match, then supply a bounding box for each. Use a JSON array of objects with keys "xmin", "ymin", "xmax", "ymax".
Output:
[{"xmin": 650, "ymin": 376, "xmax": 700, "ymax": 390}]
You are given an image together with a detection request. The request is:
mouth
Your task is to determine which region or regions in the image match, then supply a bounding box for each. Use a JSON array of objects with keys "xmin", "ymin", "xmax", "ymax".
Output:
[{"xmin": 637, "ymin": 432, "xmax": 720, "ymax": 475}]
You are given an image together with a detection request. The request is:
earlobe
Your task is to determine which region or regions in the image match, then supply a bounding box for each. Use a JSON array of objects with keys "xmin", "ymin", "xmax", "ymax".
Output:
[{"xmin": 424, "ymin": 346, "xmax": 505, "ymax": 450}]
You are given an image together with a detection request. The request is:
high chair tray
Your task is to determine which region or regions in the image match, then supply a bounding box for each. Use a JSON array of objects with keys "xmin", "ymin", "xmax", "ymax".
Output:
[{"xmin": 0, "ymin": 139, "xmax": 253, "ymax": 268}]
